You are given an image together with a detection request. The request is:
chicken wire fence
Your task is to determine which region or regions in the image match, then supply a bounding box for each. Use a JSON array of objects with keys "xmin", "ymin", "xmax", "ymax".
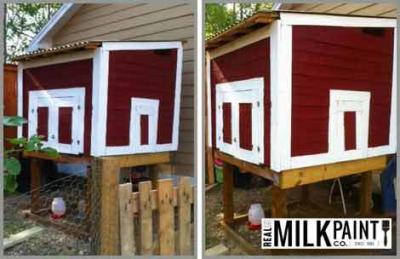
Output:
[{"xmin": 4, "ymin": 162, "xmax": 101, "ymax": 256}]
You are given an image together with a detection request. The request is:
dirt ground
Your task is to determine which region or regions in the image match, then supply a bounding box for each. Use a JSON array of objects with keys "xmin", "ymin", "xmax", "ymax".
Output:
[{"xmin": 206, "ymin": 177, "xmax": 397, "ymax": 256}]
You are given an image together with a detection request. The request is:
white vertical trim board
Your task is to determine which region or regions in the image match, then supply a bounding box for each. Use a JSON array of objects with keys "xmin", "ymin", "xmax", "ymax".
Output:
[
  {"xmin": 215, "ymin": 77, "xmax": 264, "ymax": 164},
  {"xmin": 99, "ymin": 41, "xmax": 183, "ymax": 156},
  {"xmin": 206, "ymin": 52, "xmax": 212, "ymax": 147},
  {"xmin": 28, "ymin": 87, "xmax": 85, "ymax": 155},
  {"xmin": 270, "ymin": 21, "xmax": 293, "ymax": 172}
]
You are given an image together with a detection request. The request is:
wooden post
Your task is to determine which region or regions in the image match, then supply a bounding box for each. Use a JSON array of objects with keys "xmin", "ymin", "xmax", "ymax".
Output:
[
  {"xmin": 206, "ymin": 147, "xmax": 215, "ymax": 184},
  {"xmin": 148, "ymin": 164, "xmax": 159, "ymax": 189},
  {"xmin": 30, "ymin": 158, "xmax": 42, "ymax": 214},
  {"xmin": 301, "ymin": 185, "xmax": 309, "ymax": 204},
  {"xmin": 222, "ymin": 162, "xmax": 234, "ymax": 224},
  {"xmin": 178, "ymin": 177, "xmax": 191, "ymax": 255},
  {"xmin": 360, "ymin": 171, "xmax": 372, "ymax": 216},
  {"xmin": 271, "ymin": 185, "xmax": 287, "ymax": 218},
  {"xmin": 158, "ymin": 179, "xmax": 175, "ymax": 255},
  {"xmin": 119, "ymin": 183, "xmax": 135, "ymax": 255},
  {"xmin": 139, "ymin": 181, "xmax": 153, "ymax": 255},
  {"xmin": 99, "ymin": 159, "xmax": 120, "ymax": 255}
]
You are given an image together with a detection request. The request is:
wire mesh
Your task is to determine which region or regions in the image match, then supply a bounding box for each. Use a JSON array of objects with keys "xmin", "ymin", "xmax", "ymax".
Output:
[{"xmin": 3, "ymin": 162, "xmax": 100, "ymax": 255}]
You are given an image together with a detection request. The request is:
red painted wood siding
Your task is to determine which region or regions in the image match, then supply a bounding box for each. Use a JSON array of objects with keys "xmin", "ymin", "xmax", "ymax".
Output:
[
  {"xmin": 22, "ymin": 59, "xmax": 93, "ymax": 154},
  {"xmin": 4, "ymin": 64, "xmax": 18, "ymax": 150},
  {"xmin": 211, "ymin": 39, "xmax": 270, "ymax": 166},
  {"xmin": 291, "ymin": 26, "xmax": 394, "ymax": 156},
  {"xmin": 344, "ymin": 111, "xmax": 356, "ymax": 150},
  {"xmin": 106, "ymin": 49, "xmax": 177, "ymax": 146}
]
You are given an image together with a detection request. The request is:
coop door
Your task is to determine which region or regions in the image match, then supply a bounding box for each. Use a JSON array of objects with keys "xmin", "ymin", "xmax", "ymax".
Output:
[
  {"xmin": 329, "ymin": 90, "xmax": 370, "ymax": 160},
  {"xmin": 216, "ymin": 78, "xmax": 264, "ymax": 164},
  {"xmin": 28, "ymin": 88, "xmax": 85, "ymax": 154},
  {"xmin": 130, "ymin": 98, "xmax": 159, "ymax": 153}
]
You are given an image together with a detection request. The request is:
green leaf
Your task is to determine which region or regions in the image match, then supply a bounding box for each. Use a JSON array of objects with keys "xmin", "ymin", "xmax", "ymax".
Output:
[
  {"xmin": 41, "ymin": 147, "xmax": 59, "ymax": 157},
  {"xmin": 3, "ymin": 116, "xmax": 27, "ymax": 126},
  {"xmin": 4, "ymin": 157, "xmax": 21, "ymax": 176},
  {"xmin": 4, "ymin": 174, "xmax": 18, "ymax": 193},
  {"xmin": 7, "ymin": 137, "xmax": 27, "ymax": 146}
]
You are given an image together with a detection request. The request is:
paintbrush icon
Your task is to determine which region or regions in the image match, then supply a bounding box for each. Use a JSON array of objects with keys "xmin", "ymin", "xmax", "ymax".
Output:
[{"xmin": 382, "ymin": 220, "xmax": 390, "ymax": 246}]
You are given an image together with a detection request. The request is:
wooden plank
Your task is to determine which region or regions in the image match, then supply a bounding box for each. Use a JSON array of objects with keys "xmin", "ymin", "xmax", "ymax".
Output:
[
  {"xmin": 23, "ymin": 151, "xmax": 92, "ymax": 164},
  {"xmin": 215, "ymin": 151, "xmax": 275, "ymax": 181},
  {"xmin": 360, "ymin": 171, "xmax": 372, "ymax": 216},
  {"xmin": 271, "ymin": 185, "xmax": 287, "ymax": 218},
  {"xmin": 139, "ymin": 181, "xmax": 153, "ymax": 255},
  {"xmin": 222, "ymin": 162, "xmax": 234, "ymax": 224},
  {"xmin": 158, "ymin": 179, "xmax": 175, "ymax": 255},
  {"xmin": 279, "ymin": 156, "xmax": 387, "ymax": 189},
  {"xmin": 220, "ymin": 221, "xmax": 265, "ymax": 255},
  {"xmin": 99, "ymin": 160, "xmax": 120, "ymax": 255},
  {"xmin": 206, "ymin": 147, "xmax": 215, "ymax": 185},
  {"xmin": 178, "ymin": 177, "xmax": 191, "ymax": 255},
  {"xmin": 100, "ymin": 152, "xmax": 170, "ymax": 168},
  {"xmin": 208, "ymin": 25, "xmax": 270, "ymax": 59},
  {"xmin": 119, "ymin": 183, "xmax": 135, "ymax": 255},
  {"xmin": 30, "ymin": 158, "xmax": 42, "ymax": 214},
  {"xmin": 4, "ymin": 226, "xmax": 44, "ymax": 249}
]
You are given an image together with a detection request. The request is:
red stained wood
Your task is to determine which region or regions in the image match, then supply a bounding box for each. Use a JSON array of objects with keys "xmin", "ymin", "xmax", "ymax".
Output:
[
  {"xmin": 37, "ymin": 107, "xmax": 48, "ymax": 141},
  {"xmin": 222, "ymin": 103, "xmax": 232, "ymax": 144},
  {"xmin": 239, "ymin": 103, "xmax": 252, "ymax": 150},
  {"xmin": 22, "ymin": 59, "xmax": 93, "ymax": 154},
  {"xmin": 291, "ymin": 26, "xmax": 394, "ymax": 156},
  {"xmin": 3, "ymin": 64, "xmax": 18, "ymax": 150},
  {"xmin": 58, "ymin": 107, "xmax": 73, "ymax": 144},
  {"xmin": 211, "ymin": 39, "xmax": 270, "ymax": 166},
  {"xmin": 106, "ymin": 49, "xmax": 177, "ymax": 146},
  {"xmin": 140, "ymin": 115, "xmax": 149, "ymax": 145},
  {"xmin": 344, "ymin": 112, "xmax": 356, "ymax": 151}
]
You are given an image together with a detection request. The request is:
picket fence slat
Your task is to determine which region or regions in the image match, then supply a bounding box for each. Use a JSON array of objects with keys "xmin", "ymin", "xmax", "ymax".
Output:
[
  {"xmin": 158, "ymin": 179, "xmax": 175, "ymax": 255},
  {"xmin": 139, "ymin": 181, "xmax": 153, "ymax": 255},
  {"xmin": 118, "ymin": 183, "xmax": 135, "ymax": 255},
  {"xmin": 119, "ymin": 177, "xmax": 194, "ymax": 256},
  {"xmin": 178, "ymin": 177, "xmax": 191, "ymax": 255}
]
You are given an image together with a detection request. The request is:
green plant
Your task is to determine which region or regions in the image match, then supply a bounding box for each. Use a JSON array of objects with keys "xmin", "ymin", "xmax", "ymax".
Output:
[{"xmin": 4, "ymin": 115, "xmax": 58, "ymax": 193}]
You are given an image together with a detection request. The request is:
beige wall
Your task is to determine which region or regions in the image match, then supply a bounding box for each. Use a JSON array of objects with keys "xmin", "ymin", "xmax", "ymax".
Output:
[{"xmin": 52, "ymin": 3, "xmax": 194, "ymax": 175}]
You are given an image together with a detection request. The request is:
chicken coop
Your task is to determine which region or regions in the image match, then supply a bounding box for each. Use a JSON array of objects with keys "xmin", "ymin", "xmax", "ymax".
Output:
[
  {"xmin": 14, "ymin": 41, "xmax": 183, "ymax": 254},
  {"xmin": 206, "ymin": 11, "xmax": 396, "ymax": 245}
]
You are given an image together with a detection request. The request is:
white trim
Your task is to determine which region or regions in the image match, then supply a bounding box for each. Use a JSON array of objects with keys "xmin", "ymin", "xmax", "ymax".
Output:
[
  {"xmin": 270, "ymin": 21, "xmax": 293, "ymax": 171},
  {"xmin": 101, "ymin": 41, "xmax": 183, "ymax": 51},
  {"xmin": 90, "ymin": 48, "xmax": 109, "ymax": 156},
  {"xmin": 93, "ymin": 41, "xmax": 183, "ymax": 156},
  {"xmin": 17, "ymin": 64, "xmax": 23, "ymax": 138},
  {"xmin": 28, "ymin": 4, "xmax": 82, "ymax": 51},
  {"xmin": 22, "ymin": 50, "xmax": 95, "ymax": 69},
  {"xmin": 279, "ymin": 12, "xmax": 397, "ymax": 28},
  {"xmin": 215, "ymin": 78, "xmax": 264, "ymax": 164},
  {"xmin": 206, "ymin": 52, "xmax": 212, "ymax": 147},
  {"xmin": 28, "ymin": 87, "xmax": 85, "ymax": 154}
]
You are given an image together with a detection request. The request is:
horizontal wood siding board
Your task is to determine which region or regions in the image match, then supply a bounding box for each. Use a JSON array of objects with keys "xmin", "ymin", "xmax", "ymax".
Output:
[
  {"xmin": 55, "ymin": 7, "xmax": 193, "ymax": 43},
  {"xmin": 62, "ymin": 3, "xmax": 187, "ymax": 35},
  {"xmin": 52, "ymin": 3, "xmax": 194, "ymax": 175}
]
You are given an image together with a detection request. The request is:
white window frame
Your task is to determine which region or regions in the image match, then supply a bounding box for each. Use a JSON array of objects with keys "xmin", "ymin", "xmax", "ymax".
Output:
[
  {"xmin": 92, "ymin": 41, "xmax": 183, "ymax": 156},
  {"xmin": 215, "ymin": 77, "xmax": 264, "ymax": 164},
  {"xmin": 270, "ymin": 13, "xmax": 397, "ymax": 171},
  {"xmin": 28, "ymin": 87, "xmax": 85, "ymax": 154}
]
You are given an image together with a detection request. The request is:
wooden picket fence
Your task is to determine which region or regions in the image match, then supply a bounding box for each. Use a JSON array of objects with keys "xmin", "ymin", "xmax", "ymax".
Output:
[{"xmin": 118, "ymin": 177, "xmax": 194, "ymax": 255}]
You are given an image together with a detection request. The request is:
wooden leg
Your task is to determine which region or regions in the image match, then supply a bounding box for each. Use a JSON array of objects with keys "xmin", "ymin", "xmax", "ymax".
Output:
[
  {"xmin": 360, "ymin": 171, "xmax": 372, "ymax": 216},
  {"xmin": 149, "ymin": 164, "xmax": 159, "ymax": 189},
  {"xmin": 206, "ymin": 147, "xmax": 215, "ymax": 184},
  {"xmin": 222, "ymin": 162, "xmax": 234, "ymax": 224},
  {"xmin": 301, "ymin": 185, "xmax": 309, "ymax": 203},
  {"xmin": 99, "ymin": 159, "xmax": 121, "ymax": 255},
  {"xmin": 30, "ymin": 158, "xmax": 42, "ymax": 214},
  {"xmin": 271, "ymin": 185, "xmax": 287, "ymax": 218}
]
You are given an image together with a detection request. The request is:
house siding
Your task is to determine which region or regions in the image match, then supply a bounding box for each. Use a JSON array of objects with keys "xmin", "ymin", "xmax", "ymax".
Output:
[{"xmin": 52, "ymin": 3, "xmax": 194, "ymax": 175}]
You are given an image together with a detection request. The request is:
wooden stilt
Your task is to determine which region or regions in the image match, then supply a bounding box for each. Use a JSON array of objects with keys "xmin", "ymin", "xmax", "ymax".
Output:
[
  {"xmin": 30, "ymin": 158, "xmax": 42, "ymax": 214},
  {"xmin": 301, "ymin": 185, "xmax": 310, "ymax": 203},
  {"xmin": 222, "ymin": 162, "xmax": 234, "ymax": 224},
  {"xmin": 271, "ymin": 185, "xmax": 287, "ymax": 218},
  {"xmin": 206, "ymin": 147, "xmax": 215, "ymax": 184},
  {"xmin": 99, "ymin": 159, "xmax": 121, "ymax": 255},
  {"xmin": 360, "ymin": 171, "xmax": 372, "ymax": 216},
  {"xmin": 149, "ymin": 164, "xmax": 159, "ymax": 189}
]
